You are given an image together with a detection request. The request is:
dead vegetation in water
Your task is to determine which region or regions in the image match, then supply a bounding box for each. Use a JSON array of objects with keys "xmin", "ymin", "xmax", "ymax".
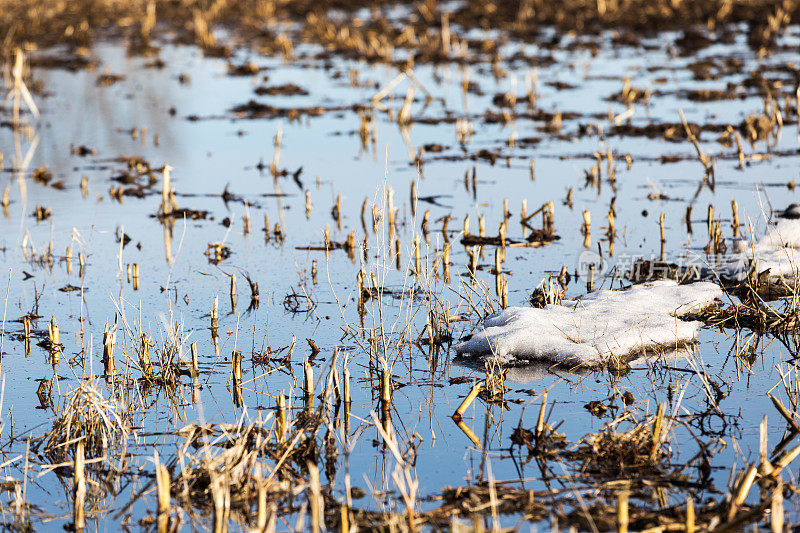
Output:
[
  {"xmin": 34, "ymin": 377, "xmax": 132, "ymax": 464},
  {"xmin": 7, "ymin": 0, "xmax": 800, "ymax": 530},
  {"xmin": 701, "ymin": 290, "xmax": 800, "ymax": 334},
  {"xmin": 166, "ymin": 418, "xmax": 313, "ymax": 528},
  {"xmin": 625, "ymin": 258, "xmax": 800, "ymax": 335},
  {"xmin": 500, "ymin": 398, "xmax": 800, "ymax": 533},
  {"xmin": 3, "ymin": 0, "xmax": 798, "ymax": 58},
  {"xmin": 91, "ymin": 388, "xmax": 797, "ymax": 532}
]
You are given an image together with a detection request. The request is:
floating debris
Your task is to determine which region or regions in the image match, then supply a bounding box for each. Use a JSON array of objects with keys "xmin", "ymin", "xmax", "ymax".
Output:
[
  {"xmin": 205, "ymin": 242, "xmax": 232, "ymax": 264},
  {"xmin": 96, "ymin": 72, "xmax": 124, "ymax": 86},
  {"xmin": 254, "ymin": 83, "xmax": 308, "ymax": 96}
]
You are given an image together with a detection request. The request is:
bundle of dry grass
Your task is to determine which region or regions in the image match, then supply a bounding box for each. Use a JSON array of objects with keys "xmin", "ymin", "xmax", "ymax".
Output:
[
  {"xmin": 176, "ymin": 423, "xmax": 282, "ymax": 524},
  {"xmin": 566, "ymin": 419, "xmax": 665, "ymax": 478},
  {"xmin": 42, "ymin": 377, "xmax": 131, "ymax": 462},
  {"xmin": 172, "ymin": 415, "xmax": 327, "ymax": 529}
]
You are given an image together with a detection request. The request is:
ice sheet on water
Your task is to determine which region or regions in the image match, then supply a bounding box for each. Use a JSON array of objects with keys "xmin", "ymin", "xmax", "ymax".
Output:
[
  {"xmin": 718, "ymin": 217, "xmax": 800, "ymax": 284},
  {"xmin": 454, "ymin": 280, "xmax": 722, "ymax": 367}
]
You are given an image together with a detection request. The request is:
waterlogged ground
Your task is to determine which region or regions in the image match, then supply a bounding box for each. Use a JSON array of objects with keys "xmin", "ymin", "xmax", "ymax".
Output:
[{"xmin": 2, "ymin": 22, "xmax": 800, "ymax": 530}]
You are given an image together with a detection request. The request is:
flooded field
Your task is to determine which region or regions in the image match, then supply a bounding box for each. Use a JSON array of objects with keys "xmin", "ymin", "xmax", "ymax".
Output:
[{"xmin": 3, "ymin": 1, "xmax": 800, "ymax": 530}]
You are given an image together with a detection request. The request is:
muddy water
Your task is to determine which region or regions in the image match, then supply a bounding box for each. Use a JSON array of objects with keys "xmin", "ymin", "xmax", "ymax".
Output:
[{"xmin": 2, "ymin": 27, "xmax": 800, "ymax": 528}]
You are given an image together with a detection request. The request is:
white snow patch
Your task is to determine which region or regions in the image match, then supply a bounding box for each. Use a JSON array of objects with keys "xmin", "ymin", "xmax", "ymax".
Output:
[
  {"xmin": 454, "ymin": 280, "xmax": 722, "ymax": 367},
  {"xmin": 718, "ymin": 218, "xmax": 800, "ymax": 284}
]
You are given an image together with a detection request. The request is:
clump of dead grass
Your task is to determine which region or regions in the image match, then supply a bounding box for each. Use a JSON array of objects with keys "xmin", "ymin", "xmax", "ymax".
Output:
[
  {"xmin": 172, "ymin": 414, "xmax": 326, "ymax": 528},
  {"xmin": 568, "ymin": 421, "xmax": 664, "ymax": 477},
  {"xmin": 43, "ymin": 377, "xmax": 131, "ymax": 462}
]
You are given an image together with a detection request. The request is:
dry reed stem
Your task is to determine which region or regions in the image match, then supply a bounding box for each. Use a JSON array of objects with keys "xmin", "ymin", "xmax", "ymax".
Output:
[
  {"xmin": 73, "ymin": 440, "xmax": 85, "ymax": 531},
  {"xmin": 453, "ymin": 381, "xmax": 483, "ymax": 420},
  {"xmin": 679, "ymin": 109, "xmax": 712, "ymax": 173},
  {"xmin": 155, "ymin": 452, "xmax": 171, "ymax": 533}
]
